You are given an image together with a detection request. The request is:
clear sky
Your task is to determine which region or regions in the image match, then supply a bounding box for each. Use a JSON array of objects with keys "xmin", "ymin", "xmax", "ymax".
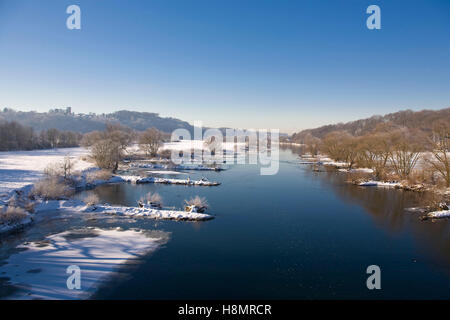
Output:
[{"xmin": 0, "ymin": 0, "xmax": 449, "ymax": 133}]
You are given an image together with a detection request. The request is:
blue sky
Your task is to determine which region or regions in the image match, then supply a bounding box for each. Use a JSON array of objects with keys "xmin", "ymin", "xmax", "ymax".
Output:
[{"xmin": 0, "ymin": 0, "xmax": 449, "ymax": 133}]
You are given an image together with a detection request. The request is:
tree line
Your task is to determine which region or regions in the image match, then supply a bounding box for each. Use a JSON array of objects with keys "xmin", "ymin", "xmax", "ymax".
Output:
[
  {"xmin": 0, "ymin": 119, "xmax": 169, "ymax": 158},
  {"xmin": 302, "ymin": 120, "xmax": 450, "ymax": 187},
  {"xmin": 0, "ymin": 121, "xmax": 82, "ymax": 151}
]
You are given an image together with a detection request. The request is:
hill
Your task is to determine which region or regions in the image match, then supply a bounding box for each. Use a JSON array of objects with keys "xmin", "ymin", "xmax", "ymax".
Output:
[
  {"xmin": 0, "ymin": 108, "xmax": 194, "ymax": 134},
  {"xmin": 291, "ymin": 107, "xmax": 450, "ymax": 142}
]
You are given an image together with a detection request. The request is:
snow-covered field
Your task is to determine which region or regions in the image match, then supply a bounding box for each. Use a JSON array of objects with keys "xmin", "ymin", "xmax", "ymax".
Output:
[
  {"xmin": 1, "ymin": 228, "xmax": 162, "ymax": 299},
  {"xmin": 0, "ymin": 147, "xmax": 92, "ymax": 194}
]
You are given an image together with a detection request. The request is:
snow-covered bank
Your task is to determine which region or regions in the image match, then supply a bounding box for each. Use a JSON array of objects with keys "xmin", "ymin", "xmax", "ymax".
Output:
[
  {"xmin": 0, "ymin": 145, "xmax": 221, "ymax": 234},
  {"xmin": 425, "ymin": 210, "xmax": 450, "ymax": 220},
  {"xmin": 32, "ymin": 198, "xmax": 214, "ymax": 221},
  {"xmin": 146, "ymin": 170, "xmax": 187, "ymax": 175},
  {"xmin": 163, "ymin": 140, "xmax": 243, "ymax": 151},
  {"xmin": 0, "ymin": 216, "xmax": 33, "ymax": 234},
  {"xmin": 357, "ymin": 180, "xmax": 428, "ymax": 192},
  {"xmin": 0, "ymin": 172, "xmax": 129, "ymax": 235},
  {"xmin": 338, "ymin": 168, "xmax": 374, "ymax": 174},
  {"xmin": 89, "ymin": 205, "xmax": 213, "ymax": 221},
  {"xmin": 33, "ymin": 199, "xmax": 88, "ymax": 213},
  {"xmin": 298, "ymin": 155, "xmax": 350, "ymax": 168},
  {"xmin": 130, "ymin": 162, "xmax": 224, "ymax": 171},
  {"xmin": 0, "ymin": 171, "xmax": 219, "ymax": 235},
  {"xmin": 358, "ymin": 181, "xmax": 402, "ymax": 187},
  {"xmin": 0, "ymin": 199, "xmax": 90, "ymax": 235},
  {"xmin": 280, "ymin": 142, "xmax": 303, "ymax": 146},
  {"xmin": 322, "ymin": 160, "xmax": 350, "ymax": 168},
  {"xmin": 119, "ymin": 175, "xmax": 220, "ymax": 186},
  {"xmin": 0, "ymin": 147, "xmax": 92, "ymax": 194},
  {"xmin": 175, "ymin": 164, "xmax": 224, "ymax": 171},
  {"xmin": 1, "ymin": 228, "xmax": 163, "ymax": 300},
  {"xmin": 298, "ymin": 160, "xmax": 317, "ymax": 164}
]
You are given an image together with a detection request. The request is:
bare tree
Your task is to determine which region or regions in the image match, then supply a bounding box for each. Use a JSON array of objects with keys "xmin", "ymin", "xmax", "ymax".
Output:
[
  {"xmin": 341, "ymin": 134, "xmax": 361, "ymax": 169},
  {"xmin": 322, "ymin": 131, "xmax": 361, "ymax": 168},
  {"xmin": 82, "ymin": 125, "xmax": 133, "ymax": 172},
  {"xmin": 61, "ymin": 155, "xmax": 75, "ymax": 179},
  {"xmin": 322, "ymin": 131, "xmax": 348, "ymax": 161},
  {"xmin": 425, "ymin": 120, "xmax": 450, "ymax": 187},
  {"xmin": 304, "ymin": 134, "xmax": 321, "ymax": 157},
  {"xmin": 81, "ymin": 131, "xmax": 104, "ymax": 147},
  {"xmin": 358, "ymin": 132, "xmax": 392, "ymax": 180},
  {"xmin": 46, "ymin": 128, "xmax": 61, "ymax": 148},
  {"xmin": 388, "ymin": 129, "xmax": 425, "ymax": 179},
  {"xmin": 139, "ymin": 128, "xmax": 163, "ymax": 157}
]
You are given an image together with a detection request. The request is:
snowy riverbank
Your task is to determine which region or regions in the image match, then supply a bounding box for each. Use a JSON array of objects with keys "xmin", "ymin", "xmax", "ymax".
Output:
[
  {"xmin": 358, "ymin": 180, "xmax": 402, "ymax": 187},
  {"xmin": 1, "ymin": 228, "xmax": 163, "ymax": 299},
  {"xmin": 0, "ymin": 147, "xmax": 92, "ymax": 194},
  {"xmin": 130, "ymin": 163, "xmax": 225, "ymax": 171},
  {"xmin": 88, "ymin": 205, "xmax": 214, "ymax": 221},
  {"xmin": 118, "ymin": 175, "xmax": 220, "ymax": 186},
  {"xmin": 1, "ymin": 168, "xmax": 219, "ymax": 234},
  {"xmin": 426, "ymin": 209, "xmax": 450, "ymax": 219}
]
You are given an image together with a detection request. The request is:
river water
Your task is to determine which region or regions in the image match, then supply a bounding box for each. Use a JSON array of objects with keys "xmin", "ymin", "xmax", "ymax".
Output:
[{"xmin": 2, "ymin": 148, "xmax": 450, "ymax": 299}]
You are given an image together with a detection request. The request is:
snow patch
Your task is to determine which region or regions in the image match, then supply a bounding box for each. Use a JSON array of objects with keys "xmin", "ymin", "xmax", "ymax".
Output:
[
  {"xmin": 119, "ymin": 175, "xmax": 220, "ymax": 186},
  {"xmin": 0, "ymin": 147, "xmax": 92, "ymax": 194},
  {"xmin": 338, "ymin": 168, "xmax": 374, "ymax": 173},
  {"xmin": 1, "ymin": 228, "xmax": 162, "ymax": 300},
  {"xmin": 89, "ymin": 205, "xmax": 214, "ymax": 221},
  {"xmin": 0, "ymin": 217, "xmax": 33, "ymax": 234},
  {"xmin": 426, "ymin": 210, "xmax": 450, "ymax": 219},
  {"xmin": 358, "ymin": 181, "xmax": 401, "ymax": 187},
  {"xmin": 146, "ymin": 170, "xmax": 187, "ymax": 175}
]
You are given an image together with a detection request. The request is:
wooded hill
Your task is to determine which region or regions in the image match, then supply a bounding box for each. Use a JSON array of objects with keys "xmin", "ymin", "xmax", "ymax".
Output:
[
  {"xmin": 0, "ymin": 108, "xmax": 194, "ymax": 134},
  {"xmin": 291, "ymin": 108, "xmax": 450, "ymax": 142}
]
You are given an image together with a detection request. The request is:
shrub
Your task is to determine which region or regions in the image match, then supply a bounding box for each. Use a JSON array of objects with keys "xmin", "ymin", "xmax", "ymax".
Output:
[
  {"xmin": 32, "ymin": 177, "xmax": 74, "ymax": 200},
  {"xmin": 83, "ymin": 194, "xmax": 100, "ymax": 206},
  {"xmin": 139, "ymin": 192, "xmax": 163, "ymax": 208},
  {"xmin": 143, "ymin": 192, "xmax": 163, "ymax": 206},
  {"xmin": 7, "ymin": 192, "xmax": 35, "ymax": 213},
  {"xmin": 24, "ymin": 201, "xmax": 35, "ymax": 213},
  {"xmin": 86, "ymin": 170, "xmax": 112, "ymax": 183},
  {"xmin": 419, "ymin": 193, "xmax": 447, "ymax": 212},
  {"xmin": 44, "ymin": 163, "xmax": 63, "ymax": 177},
  {"xmin": 158, "ymin": 149, "xmax": 172, "ymax": 159},
  {"xmin": 184, "ymin": 196, "xmax": 208, "ymax": 208},
  {"xmin": 346, "ymin": 171, "xmax": 372, "ymax": 183},
  {"xmin": 407, "ymin": 169, "xmax": 431, "ymax": 185},
  {"xmin": 0, "ymin": 207, "xmax": 28, "ymax": 225}
]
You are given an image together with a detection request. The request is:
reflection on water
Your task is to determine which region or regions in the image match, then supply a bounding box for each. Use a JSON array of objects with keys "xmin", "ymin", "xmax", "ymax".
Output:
[{"xmin": 314, "ymin": 169, "xmax": 450, "ymax": 268}]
